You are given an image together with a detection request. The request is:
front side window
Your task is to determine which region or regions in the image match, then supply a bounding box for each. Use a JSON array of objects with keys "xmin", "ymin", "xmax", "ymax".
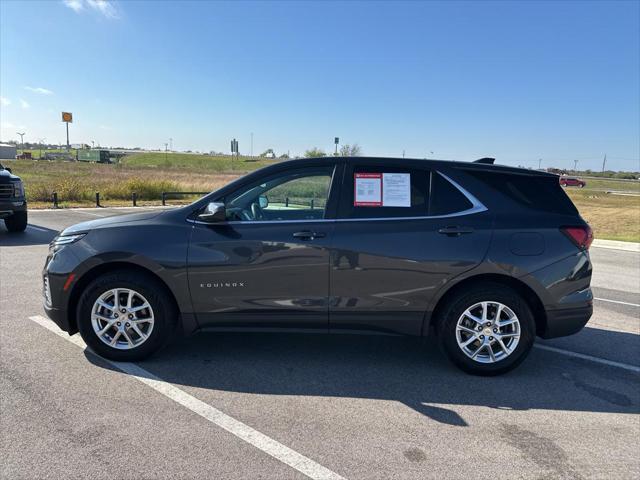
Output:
[{"xmin": 225, "ymin": 166, "xmax": 334, "ymax": 222}]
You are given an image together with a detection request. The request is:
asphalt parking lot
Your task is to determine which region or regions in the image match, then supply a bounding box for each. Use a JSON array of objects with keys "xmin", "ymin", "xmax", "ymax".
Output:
[{"xmin": 1, "ymin": 207, "xmax": 639, "ymax": 480}]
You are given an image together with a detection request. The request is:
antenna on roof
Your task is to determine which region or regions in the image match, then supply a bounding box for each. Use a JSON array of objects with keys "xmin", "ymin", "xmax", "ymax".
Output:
[{"xmin": 474, "ymin": 157, "xmax": 495, "ymax": 164}]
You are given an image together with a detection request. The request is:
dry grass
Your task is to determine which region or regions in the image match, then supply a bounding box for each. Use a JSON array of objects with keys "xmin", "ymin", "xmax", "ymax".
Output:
[
  {"xmin": 6, "ymin": 159, "xmax": 640, "ymax": 242},
  {"xmin": 566, "ymin": 189, "xmax": 640, "ymax": 242}
]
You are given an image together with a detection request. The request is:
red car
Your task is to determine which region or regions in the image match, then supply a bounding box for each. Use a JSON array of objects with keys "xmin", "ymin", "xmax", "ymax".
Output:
[{"xmin": 559, "ymin": 176, "xmax": 586, "ymax": 188}]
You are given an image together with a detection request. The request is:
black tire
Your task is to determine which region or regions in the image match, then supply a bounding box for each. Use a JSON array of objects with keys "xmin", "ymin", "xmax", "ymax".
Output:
[
  {"xmin": 437, "ymin": 283, "xmax": 535, "ymax": 376},
  {"xmin": 4, "ymin": 211, "xmax": 27, "ymax": 232},
  {"xmin": 76, "ymin": 270, "xmax": 177, "ymax": 361}
]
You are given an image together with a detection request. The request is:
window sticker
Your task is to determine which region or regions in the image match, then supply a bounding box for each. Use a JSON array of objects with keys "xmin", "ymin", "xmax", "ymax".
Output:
[
  {"xmin": 354, "ymin": 172, "xmax": 411, "ymax": 207},
  {"xmin": 382, "ymin": 173, "xmax": 411, "ymax": 207},
  {"xmin": 354, "ymin": 173, "xmax": 382, "ymax": 206}
]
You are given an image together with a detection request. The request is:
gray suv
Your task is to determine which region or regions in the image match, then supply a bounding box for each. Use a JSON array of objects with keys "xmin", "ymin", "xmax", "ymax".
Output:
[{"xmin": 43, "ymin": 157, "xmax": 593, "ymax": 375}]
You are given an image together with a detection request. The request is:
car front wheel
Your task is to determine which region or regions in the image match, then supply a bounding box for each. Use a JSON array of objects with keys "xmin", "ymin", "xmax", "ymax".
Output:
[
  {"xmin": 437, "ymin": 284, "xmax": 535, "ymax": 375},
  {"xmin": 4, "ymin": 211, "xmax": 27, "ymax": 232},
  {"xmin": 76, "ymin": 270, "xmax": 177, "ymax": 361}
]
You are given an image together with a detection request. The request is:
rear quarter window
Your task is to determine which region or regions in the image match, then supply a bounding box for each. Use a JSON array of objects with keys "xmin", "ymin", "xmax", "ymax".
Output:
[{"xmin": 462, "ymin": 169, "xmax": 578, "ymax": 215}]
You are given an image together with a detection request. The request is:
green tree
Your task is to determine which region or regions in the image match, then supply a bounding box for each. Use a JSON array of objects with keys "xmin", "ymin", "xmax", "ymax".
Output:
[
  {"xmin": 339, "ymin": 144, "xmax": 362, "ymax": 157},
  {"xmin": 304, "ymin": 147, "xmax": 326, "ymax": 158}
]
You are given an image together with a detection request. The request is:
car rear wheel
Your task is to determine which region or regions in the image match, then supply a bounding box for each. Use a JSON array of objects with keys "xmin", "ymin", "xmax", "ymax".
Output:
[
  {"xmin": 437, "ymin": 284, "xmax": 535, "ymax": 375},
  {"xmin": 4, "ymin": 211, "xmax": 27, "ymax": 232},
  {"xmin": 77, "ymin": 270, "xmax": 177, "ymax": 361}
]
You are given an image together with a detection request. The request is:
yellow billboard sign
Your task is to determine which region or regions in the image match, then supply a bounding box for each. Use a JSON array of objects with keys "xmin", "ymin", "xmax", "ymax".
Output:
[{"xmin": 61, "ymin": 112, "xmax": 73, "ymax": 123}]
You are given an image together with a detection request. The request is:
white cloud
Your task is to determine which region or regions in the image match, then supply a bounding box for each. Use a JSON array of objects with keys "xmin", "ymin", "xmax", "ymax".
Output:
[
  {"xmin": 20, "ymin": 99, "xmax": 30, "ymax": 109},
  {"xmin": 0, "ymin": 97, "xmax": 10, "ymax": 106},
  {"xmin": 24, "ymin": 86, "xmax": 54, "ymax": 95},
  {"xmin": 64, "ymin": 0, "xmax": 118, "ymax": 19},
  {"xmin": 86, "ymin": 0, "xmax": 118, "ymax": 19},
  {"xmin": 63, "ymin": 0, "xmax": 83, "ymax": 12}
]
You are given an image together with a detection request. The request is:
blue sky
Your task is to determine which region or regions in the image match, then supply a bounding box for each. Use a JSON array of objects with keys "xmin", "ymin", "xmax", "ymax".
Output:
[{"xmin": 1, "ymin": 0, "xmax": 638, "ymax": 171}]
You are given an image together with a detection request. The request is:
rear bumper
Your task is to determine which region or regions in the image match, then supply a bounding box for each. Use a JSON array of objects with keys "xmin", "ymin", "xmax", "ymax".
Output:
[{"xmin": 539, "ymin": 304, "xmax": 593, "ymax": 339}]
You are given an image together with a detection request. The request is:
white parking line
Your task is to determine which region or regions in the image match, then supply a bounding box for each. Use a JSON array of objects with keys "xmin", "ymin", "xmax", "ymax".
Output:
[
  {"xmin": 28, "ymin": 315, "xmax": 345, "ymax": 480},
  {"xmin": 27, "ymin": 225, "xmax": 49, "ymax": 232},
  {"xmin": 534, "ymin": 344, "xmax": 640, "ymax": 373},
  {"xmin": 594, "ymin": 297, "xmax": 640, "ymax": 308}
]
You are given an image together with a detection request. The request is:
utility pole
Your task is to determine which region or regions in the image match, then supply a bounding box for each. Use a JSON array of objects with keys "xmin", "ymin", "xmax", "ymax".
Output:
[
  {"xmin": 602, "ymin": 154, "xmax": 607, "ymax": 173},
  {"xmin": 17, "ymin": 132, "xmax": 25, "ymax": 152},
  {"xmin": 169, "ymin": 138, "xmax": 173, "ymax": 151},
  {"xmin": 402, "ymin": 150, "xmax": 405, "ymax": 159},
  {"xmin": 164, "ymin": 143, "xmax": 168, "ymax": 163},
  {"xmin": 573, "ymin": 159, "xmax": 579, "ymax": 172},
  {"xmin": 39, "ymin": 138, "xmax": 45, "ymax": 159},
  {"xmin": 538, "ymin": 158, "xmax": 542, "ymax": 170},
  {"xmin": 250, "ymin": 132, "xmax": 253, "ymax": 158}
]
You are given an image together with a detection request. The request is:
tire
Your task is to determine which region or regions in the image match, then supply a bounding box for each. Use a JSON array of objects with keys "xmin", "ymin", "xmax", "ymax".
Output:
[
  {"xmin": 579, "ymin": 184, "xmax": 585, "ymax": 188},
  {"xmin": 76, "ymin": 270, "xmax": 178, "ymax": 361},
  {"xmin": 4, "ymin": 211, "xmax": 27, "ymax": 232},
  {"xmin": 437, "ymin": 283, "xmax": 535, "ymax": 376}
]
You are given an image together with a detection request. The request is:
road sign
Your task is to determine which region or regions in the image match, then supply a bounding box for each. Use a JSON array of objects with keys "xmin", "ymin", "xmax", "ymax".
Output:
[
  {"xmin": 62, "ymin": 112, "xmax": 73, "ymax": 123},
  {"xmin": 334, "ymin": 137, "xmax": 339, "ymax": 144}
]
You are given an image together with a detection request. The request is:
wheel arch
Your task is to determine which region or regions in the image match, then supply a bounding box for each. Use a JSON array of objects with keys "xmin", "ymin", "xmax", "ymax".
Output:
[
  {"xmin": 67, "ymin": 261, "xmax": 182, "ymax": 335},
  {"xmin": 426, "ymin": 273, "xmax": 547, "ymax": 337}
]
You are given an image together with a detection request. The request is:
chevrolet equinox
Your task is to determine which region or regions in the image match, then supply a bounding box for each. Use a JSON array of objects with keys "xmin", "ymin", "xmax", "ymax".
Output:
[{"xmin": 43, "ymin": 157, "xmax": 593, "ymax": 375}]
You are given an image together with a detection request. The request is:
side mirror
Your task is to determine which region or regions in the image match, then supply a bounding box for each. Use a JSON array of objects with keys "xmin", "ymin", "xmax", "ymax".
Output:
[
  {"xmin": 198, "ymin": 202, "xmax": 226, "ymax": 223},
  {"xmin": 5, "ymin": 167, "xmax": 11, "ymax": 173},
  {"xmin": 258, "ymin": 195, "xmax": 268, "ymax": 209}
]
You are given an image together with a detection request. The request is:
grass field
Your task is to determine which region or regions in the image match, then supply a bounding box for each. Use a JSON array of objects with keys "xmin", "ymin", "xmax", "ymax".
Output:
[{"xmin": 3, "ymin": 154, "xmax": 639, "ymax": 242}]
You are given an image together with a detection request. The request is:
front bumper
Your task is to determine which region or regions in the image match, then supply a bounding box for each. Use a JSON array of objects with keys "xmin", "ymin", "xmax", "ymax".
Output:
[
  {"xmin": 0, "ymin": 199, "xmax": 27, "ymax": 218},
  {"xmin": 43, "ymin": 302, "xmax": 75, "ymax": 334},
  {"xmin": 539, "ymin": 304, "xmax": 593, "ymax": 339}
]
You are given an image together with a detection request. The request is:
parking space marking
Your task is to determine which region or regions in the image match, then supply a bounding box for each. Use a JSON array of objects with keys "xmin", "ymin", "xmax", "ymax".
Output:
[
  {"xmin": 27, "ymin": 225, "xmax": 49, "ymax": 232},
  {"xmin": 534, "ymin": 344, "xmax": 640, "ymax": 373},
  {"xmin": 28, "ymin": 315, "xmax": 345, "ymax": 480},
  {"xmin": 594, "ymin": 297, "xmax": 640, "ymax": 308}
]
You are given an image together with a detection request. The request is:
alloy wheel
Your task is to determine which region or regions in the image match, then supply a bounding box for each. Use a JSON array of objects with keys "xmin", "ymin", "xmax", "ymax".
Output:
[
  {"xmin": 455, "ymin": 301, "xmax": 521, "ymax": 364},
  {"xmin": 91, "ymin": 288, "xmax": 155, "ymax": 350}
]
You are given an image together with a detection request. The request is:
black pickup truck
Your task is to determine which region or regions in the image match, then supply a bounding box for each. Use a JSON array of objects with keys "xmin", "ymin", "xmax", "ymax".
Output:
[{"xmin": 0, "ymin": 162, "xmax": 27, "ymax": 232}]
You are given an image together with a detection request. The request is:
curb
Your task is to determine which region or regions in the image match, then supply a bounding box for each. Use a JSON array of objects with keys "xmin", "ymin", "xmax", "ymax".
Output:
[{"xmin": 592, "ymin": 239, "xmax": 640, "ymax": 252}]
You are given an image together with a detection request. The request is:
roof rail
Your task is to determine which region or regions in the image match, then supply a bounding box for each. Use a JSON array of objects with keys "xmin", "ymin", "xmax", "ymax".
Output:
[{"xmin": 474, "ymin": 157, "xmax": 495, "ymax": 164}]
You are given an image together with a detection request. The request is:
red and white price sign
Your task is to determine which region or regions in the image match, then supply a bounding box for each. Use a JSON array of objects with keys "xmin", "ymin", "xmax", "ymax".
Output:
[{"xmin": 354, "ymin": 173, "xmax": 382, "ymax": 206}]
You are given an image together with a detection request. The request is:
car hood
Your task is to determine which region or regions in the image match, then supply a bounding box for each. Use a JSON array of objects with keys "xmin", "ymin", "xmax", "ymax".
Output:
[
  {"xmin": 0, "ymin": 169, "xmax": 20, "ymax": 182},
  {"xmin": 61, "ymin": 210, "xmax": 165, "ymax": 235}
]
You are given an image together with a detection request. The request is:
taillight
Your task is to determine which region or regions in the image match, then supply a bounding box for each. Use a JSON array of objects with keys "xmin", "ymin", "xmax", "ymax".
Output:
[{"xmin": 561, "ymin": 225, "xmax": 593, "ymax": 250}]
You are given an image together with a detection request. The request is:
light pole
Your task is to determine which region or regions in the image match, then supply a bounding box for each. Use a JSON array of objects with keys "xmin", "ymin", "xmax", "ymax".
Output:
[
  {"xmin": 250, "ymin": 132, "xmax": 253, "ymax": 158},
  {"xmin": 17, "ymin": 132, "xmax": 25, "ymax": 153},
  {"xmin": 164, "ymin": 143, "xmax": 168, "ymax": 162},
  {"xmin": 39, "ymin": 138, "xmax": 45, "ymax": 159},
  {"xmin": 538, "ymin": 158, "xmax": 542, "ymax": 170},
  {"xmin": 573, "ymin": 159, "xmax": 579, "ymax": 172},
  {"xmin": 169, "ymin": 138, "xmax": 173, "ymax": 151}
]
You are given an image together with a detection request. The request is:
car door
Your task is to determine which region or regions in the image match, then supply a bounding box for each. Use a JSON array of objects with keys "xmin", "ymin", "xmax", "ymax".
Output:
[
  {"xmin": 329, "ymin": 160, "xmax": 493, "ymax": 336},
  {"xmin": 187, "ymin": 163, "xmax": 339, "ymax": 330}
]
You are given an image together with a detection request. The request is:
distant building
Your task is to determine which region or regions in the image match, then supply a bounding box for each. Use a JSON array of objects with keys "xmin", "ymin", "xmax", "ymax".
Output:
[{"xmin": 0, "ymin": 143, "xmax": 17, "ymax": 160}]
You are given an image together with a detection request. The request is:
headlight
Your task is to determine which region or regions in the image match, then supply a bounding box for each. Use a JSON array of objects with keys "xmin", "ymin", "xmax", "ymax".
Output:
[
  {"xmin": 50, "ymin": 233, "xmax": 86, "ymax": 251},
  {"xmin": 12, "ymin": 180, "xmax": 24, "ymax": 198}
]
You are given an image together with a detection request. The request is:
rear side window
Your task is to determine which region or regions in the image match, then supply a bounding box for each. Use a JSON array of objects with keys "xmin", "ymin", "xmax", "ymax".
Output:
[
  {"xmin": 429, "ymin": 172, "xmax": 473, "ymax": 215},
  {"xmin": 342, "ymin": 165, "xmax": 429, "ymax": 218},
  {"xmin": 463, "ymin": 169, "xmax": 578, "ymax": 215}
]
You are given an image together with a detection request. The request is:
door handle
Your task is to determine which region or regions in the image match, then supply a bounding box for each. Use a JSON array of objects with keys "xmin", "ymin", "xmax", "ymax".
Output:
[
  {"xmin": 438, "ymin": 226, "xmax": 474, "ymax": 237},
  {"xmin": 293, "ymin": 231, "xmax": 325, "ymax": 240}
]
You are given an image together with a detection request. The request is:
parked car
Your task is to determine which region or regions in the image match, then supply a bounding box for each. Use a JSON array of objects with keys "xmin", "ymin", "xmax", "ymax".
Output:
[
  {"xmin": 0, "ymin": 162, "xmax": 27, "ymax": 232},
  {"xmin": 43, "ymin": 157, "xmax": 593, "ymax": 375},
  {"xmin": 559, "ymin": 176, "xmax": 586, "ymax": 188}
]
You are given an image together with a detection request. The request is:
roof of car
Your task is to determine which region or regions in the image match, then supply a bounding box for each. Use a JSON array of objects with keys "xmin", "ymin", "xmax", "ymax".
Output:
[{"xmin": 279, "ymin": 156, "xmax": 557, "ymax": 177}]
